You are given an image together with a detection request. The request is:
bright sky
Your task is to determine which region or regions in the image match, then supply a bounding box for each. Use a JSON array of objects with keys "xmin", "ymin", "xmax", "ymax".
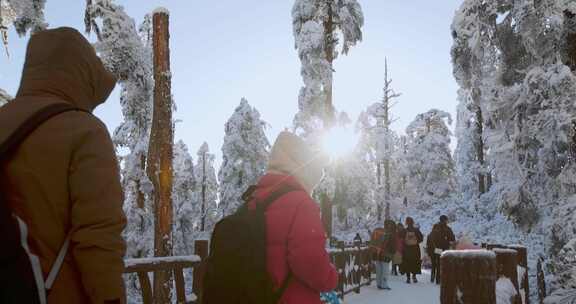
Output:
[{"xmin": 0, "ymin": 0, "xmax": 463, "ymax": 165}]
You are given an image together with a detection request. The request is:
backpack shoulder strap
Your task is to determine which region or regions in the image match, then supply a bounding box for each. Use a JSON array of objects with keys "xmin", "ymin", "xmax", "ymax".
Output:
[
  {"xmin": 257, "ymin": 185, "xmax": 300, "ymax": 211},
  {"xmin": 0, "ymin": 103, "xmax": 85, "ymax": 160},
  {"xmin": 249, "ymin": 184, "xmax": 301, "ymax": 302}
]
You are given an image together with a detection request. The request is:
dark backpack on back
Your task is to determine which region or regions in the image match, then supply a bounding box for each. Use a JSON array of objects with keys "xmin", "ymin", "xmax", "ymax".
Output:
[
  {"xmin": 0, "ymin": 103, "xmax": 82, "ymax": 304},
  {"xmin": 202, "ymin": 184, "xmax": 297, "ymax": 304}
]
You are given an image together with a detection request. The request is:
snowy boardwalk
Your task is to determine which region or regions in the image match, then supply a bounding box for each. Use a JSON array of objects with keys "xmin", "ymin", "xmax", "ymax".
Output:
[{"xmin": 345, "ymin": 271, "xmax": 439, "ymax": 304}]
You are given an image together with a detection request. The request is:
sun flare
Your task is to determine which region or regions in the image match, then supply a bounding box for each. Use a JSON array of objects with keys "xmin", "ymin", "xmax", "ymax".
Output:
[{"xmin": 320, "ymin": 126, "xmax": 359, "ymax": 160}]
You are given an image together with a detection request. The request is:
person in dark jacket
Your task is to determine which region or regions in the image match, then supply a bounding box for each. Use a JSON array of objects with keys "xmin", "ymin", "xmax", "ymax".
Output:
[
  {"xmin": 429, "ymin": 215, "xmax": 455, "ymax": 284},
  {"xmin": 391, "ymin": 222, "xmax": 405, "ymax": 276},
  {"xmin": 426, "ymin": 224, "xmax": 440, "ymax": 283},
  {"xmin": 401, "ymin": 217, "xmax": 423, "ymax": 283},
  {"xmin": 353, "ymin": 233, "xmax": 363, "ymax": 246}
]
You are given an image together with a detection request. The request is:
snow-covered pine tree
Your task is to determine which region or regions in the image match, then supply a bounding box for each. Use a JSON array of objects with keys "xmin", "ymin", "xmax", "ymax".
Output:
[
  {"xmin": 404, "ymin": 109, "xmax": 455, "ymax": 207},
  {"xmin": 365, "ymin": 59, "xmax": 401, "ymax": 220},
  {"xmin": 0, "ymin": 0, "xmax": 47, "ymax": 55},
  {"xmin": 0, "ymin": 88, "xmax": 11, "ymax": 105},
  {"xmin": 292, "ymin": 0, "xmax": 364, "ymax": 136},
  {"xmin": 85, "ymin": 0, "xmax": 155, "ymax": 260},
  {"xmin": 332, "ymin": 144, "xmax": 376, "ymax": 232},
  {"xmin": 172, "ymin": 140, "xmax": 197, "ymax": 256},
  {"xmin": 194, "ymin": 142, "xmax": 218, "ymax": 235},
  {"xmin": 218, "ymin": 98, "xmax": 269, "ymax": 217},
  {"xmin": 452, "ymin": 1, "xmax": 576, "ymax": 296},
  {"xmin": 454, "ymin": 89, "xmax": 486, "ymax": 201}
]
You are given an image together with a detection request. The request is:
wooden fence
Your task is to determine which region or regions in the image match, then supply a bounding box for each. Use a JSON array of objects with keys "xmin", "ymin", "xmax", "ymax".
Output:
[
  {"xmin": 124, "ymin": 256, "xmax": 201, "ymax": 304},
  {"xmin": 328, "ymin": 242, "xmax": 374, "ymax": 299},
  {"xmin": 124, "ymin": 240, "xmax": 374, "ymax": 303}
]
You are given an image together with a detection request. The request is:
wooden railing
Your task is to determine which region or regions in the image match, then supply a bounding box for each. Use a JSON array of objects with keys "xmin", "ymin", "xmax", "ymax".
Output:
[
  {"xmin": 328, "ymin": 242, "xmax": 373, "ymax": 299},
  {"xmin": 124, "ymin": 256, "xmax": 201, "ymax": 304},
  {"xmin": 125, "ymin": 240, "xmax": 209, "ymax": 304},
  {"xmin": 125, "ymin": 240, "xmax": 374, "ymax": 303}
]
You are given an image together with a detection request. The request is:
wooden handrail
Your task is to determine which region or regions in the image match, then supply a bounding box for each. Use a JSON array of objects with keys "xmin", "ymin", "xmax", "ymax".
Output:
[
  {"xmin": 124, "ymin": 242, "xmax": 374, "ymax": 303},
  {"xmin": 124, "ymin": 255, "xmax": 202, "ymax": 304},
  {"xmin": 124, "ymin": 255, "xmax": 201, "ymax": 273}
]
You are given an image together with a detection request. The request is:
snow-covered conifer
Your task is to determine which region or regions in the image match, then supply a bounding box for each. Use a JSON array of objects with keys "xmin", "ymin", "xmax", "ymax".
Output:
[
  {"xmin": 85, "ymin": 0, "xmax": 155, "ymax": 260},
  {"xmin": 172, "ymin": 140, "xmax": 196, "ymax": 256},
  {"xmin": 218, "ymin": 98, "xmax": 269, "ymax": 217},
  {"xmin": 292, "ymin": 0, "xmax": 364, "ymax": 135},
  {"xmin": 404, "ymin": 109, "xmax": 455, "ymax": 206},
  {"xmin": 0, "ymin": 88, "xmax": 11, "ymax": 105},
  {"xmin": 1, "ymin": 0, "xmax": 47, "ymax": 56},
  {"xmin": 194, "ymin": 142, "xmax": 218, "ymax": 234}
]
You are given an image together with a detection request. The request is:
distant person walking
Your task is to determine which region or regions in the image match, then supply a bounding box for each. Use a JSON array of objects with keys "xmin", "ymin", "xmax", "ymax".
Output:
[
  {"xmin": 426, "ymin": 225, "xmax": 439, "ymax": 283},
  {"xmin": 391, "ymin": 222, "xmax": 405, "ymax": 276},
  {"xmin": 428, "ymin": 215, "xmax": 455, "ymax": 284},
  {"xmin": 353, "ymin": 232, "xmax": 363, "ymax": 246},
  {"xmin": 370, "ymin": 220, "xmax": 396, "ymax": 290},
  {"xmin": 401, "ymin": 217, "xmax": 423, "ymax": 284},
  {"xmin": 0, "ymin": 27, "xmax": 126, "ymax": 303}
]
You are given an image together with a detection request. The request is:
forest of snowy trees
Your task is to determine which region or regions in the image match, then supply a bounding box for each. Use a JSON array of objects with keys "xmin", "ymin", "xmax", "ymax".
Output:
[{"xmin": 1, "ymin": 0, "xmax": 575, "ymax": 302}]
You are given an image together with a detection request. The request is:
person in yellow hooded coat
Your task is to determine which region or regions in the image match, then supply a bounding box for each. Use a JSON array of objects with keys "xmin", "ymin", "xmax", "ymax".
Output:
[{"xmin": 0, "ymin": 27, "xmax": 126, "ymax": 303}]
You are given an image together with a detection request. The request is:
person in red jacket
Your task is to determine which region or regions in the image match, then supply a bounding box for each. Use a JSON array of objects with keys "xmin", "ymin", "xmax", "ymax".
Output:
[{"xmin": 251, "ymin": 131, "xmax": 338, "ymax": 304}]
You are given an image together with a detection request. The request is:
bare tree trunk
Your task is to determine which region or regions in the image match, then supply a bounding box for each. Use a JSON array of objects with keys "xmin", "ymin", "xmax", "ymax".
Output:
[
  {"xmin": 321, "ymin": 193, "xmax": 333, "ymax": 241},
  {"xmin": 537, "ymin": 258, "xmax": 546, "ymax": 304},
  {"xmin": 376, "ymin": 163, "xmax": 383, "ymax": 221},
  {"xmin": 475, "ymin": 105, "xmax": 486, "ymax": 195},
  {"xmin": 147, "ymin": 10, "xmax": 174, "ymax": 304},
  {"xmin": 323, "ymin": 2, "xmax": 335, "ymax": 129},
  {"xmin": 136, "ymin": 152, "xmax": 146, "ymax": 209},
  {"xmin": 384, "ymin": 158, "xmax": 390, "ymax": 220},
  {"xmin": 201, "ymin": 151, "xmax": 206, "ymax": 232}
]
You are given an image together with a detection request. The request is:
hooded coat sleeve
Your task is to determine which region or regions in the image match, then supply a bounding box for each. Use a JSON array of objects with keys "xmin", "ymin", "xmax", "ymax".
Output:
[
  {"xmin": 68, "ymin": 118, "xmax": 127, "ymax": 303},
  {"xmin": 287, "ymin": 196, "xmax": 338, "ymax": 292}
]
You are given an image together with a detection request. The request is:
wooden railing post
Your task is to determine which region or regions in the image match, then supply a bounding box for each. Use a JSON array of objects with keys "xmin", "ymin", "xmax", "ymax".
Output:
[
  {"xmin": 193, "ymin": 240, "xmax": 209, "ymax": 303},
  {"xmin": 441, "ymin": 250, "xmax": 497, "ymax": 304},
  {"xmin": 509, "ymin": 245, "xmax": 529, "ymax": 304},
  {"xmin": 493, "ymin": 248, "xmax": 521, "ymax": 304},
  {"xmin": 137, "ymin": 272, "xmax": 153, "ymax": 304}
]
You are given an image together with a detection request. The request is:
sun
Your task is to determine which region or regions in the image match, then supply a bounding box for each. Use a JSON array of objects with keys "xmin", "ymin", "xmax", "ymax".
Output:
[{"xmin": 320, "ymin": 126, "xmax": 359, "ymax": 160}]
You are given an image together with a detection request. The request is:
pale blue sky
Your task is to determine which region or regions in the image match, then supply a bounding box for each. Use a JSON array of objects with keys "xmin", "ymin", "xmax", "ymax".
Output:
[{"xmin": 0, "ymin": 0, "xmax": 463, "ymax": 163}]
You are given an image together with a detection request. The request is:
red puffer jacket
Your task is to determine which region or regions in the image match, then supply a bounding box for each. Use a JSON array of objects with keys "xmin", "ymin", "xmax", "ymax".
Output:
[{"xmin": 250, "ymin": 173, "xmax": 338, "ymax": 304}]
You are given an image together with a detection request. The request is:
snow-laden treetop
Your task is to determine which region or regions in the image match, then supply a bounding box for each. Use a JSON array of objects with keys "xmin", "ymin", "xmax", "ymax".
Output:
[
  {"xmin": 406, "ymin": 109, "xmax": 452, "ymax": 138},
  {"xmin": 292, "ymin": 0, "xmax": 364, "ymax": 55},
  {"xmin": 0, "ymin": 88, "xmax": 12, "ymax": 105},
  {"xmin": 152, "ymin": 7, "xmax": 170, "ymax": 16}
]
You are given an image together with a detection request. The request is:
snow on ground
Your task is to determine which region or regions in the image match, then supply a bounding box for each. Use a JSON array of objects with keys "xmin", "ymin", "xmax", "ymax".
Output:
[{"xmin": 345, "ymin": 271, "xmax": 439, "ymax": 304}]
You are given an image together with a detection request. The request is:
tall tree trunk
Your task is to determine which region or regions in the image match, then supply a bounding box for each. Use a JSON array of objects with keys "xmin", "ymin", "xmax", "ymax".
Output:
[
  {"xmin": 147, "ymin": 10, "xmax": 174, "ymax": 303},
  {"xmin": 474, "ymin": 104, "xmax": 486, "ymax": 195},
  {"xmin": 323, "ymin": 2, "xmax": 335, "ymax": 128},
  {"xmin": 201, "ymin": 151, "xmax": 206, "ymax": 232},
  {"xmin": 136, "ymin": 152, "xmax": 146, "ymax": 209},
  {"xmin": 321, "ymin": 194, "xmax": 333, "ymax": 241},
  {"xmin": 384, "ymin": 158, "xmax": 390, "ymax": 220},
  {"xmin": 376, "ymin": 163, "xmax": 382, "ymax": 221},
  {"xmin": 383, "ymin": 64, "xmax": 391, "ymax": 220}
]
